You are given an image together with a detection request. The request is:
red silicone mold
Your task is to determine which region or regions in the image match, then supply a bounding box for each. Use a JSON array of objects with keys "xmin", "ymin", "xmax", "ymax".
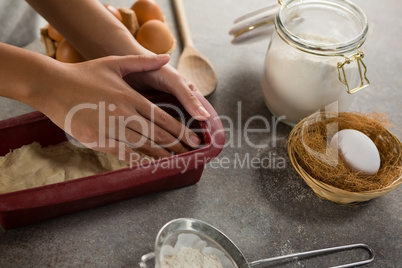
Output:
[{"xmin": 0, "ymin": 92, "xmax": 224, "ymax": 229}]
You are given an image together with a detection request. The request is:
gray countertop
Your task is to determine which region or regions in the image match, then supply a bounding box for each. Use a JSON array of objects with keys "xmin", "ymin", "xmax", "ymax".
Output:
[{"xmin": 0, "ymin": 0, "xmax": 401, "ymax": 267}]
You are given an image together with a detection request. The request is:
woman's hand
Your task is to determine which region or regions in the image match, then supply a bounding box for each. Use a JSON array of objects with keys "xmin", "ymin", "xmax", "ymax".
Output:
[
  {"xmin": 0, "ymin": 43, "xmax": 199, "ymax": 163},
  {"xmin": 123, "ymin": 63, "xmax": 211, "ymax": 121},
  {"xmin": 43, "ymin": 55, "xmax": 204, "ymax": 162}
]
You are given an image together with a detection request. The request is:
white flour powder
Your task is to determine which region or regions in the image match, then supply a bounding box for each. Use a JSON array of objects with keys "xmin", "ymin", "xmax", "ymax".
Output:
[
  {"xmin": 262, "ymin": 34, "xmax": 358, "ymax": 124},
  {"xmin": 161, "ymin": 247, "xmax": 223, "ymax": 268}
]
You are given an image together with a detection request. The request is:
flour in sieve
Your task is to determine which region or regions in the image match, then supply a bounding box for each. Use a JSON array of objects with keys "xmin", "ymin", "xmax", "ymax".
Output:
[{"xmin": 161, "ymin": 247, "xmax": 223, "ymax": 268}]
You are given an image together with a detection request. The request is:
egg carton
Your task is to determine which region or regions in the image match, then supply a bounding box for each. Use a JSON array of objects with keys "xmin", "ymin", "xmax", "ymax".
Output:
[{"xmin": 40, "ymin": 7, "xmax": 175, "ymax": 59}]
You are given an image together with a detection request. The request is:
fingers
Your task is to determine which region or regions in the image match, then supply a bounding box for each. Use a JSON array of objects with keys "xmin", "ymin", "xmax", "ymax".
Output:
[
  {"xmin": 94, "ymin": 105, "xmax": 194, "ymax": 159},
  {"xmin": 114, "ymin": 111, "xmax": 191, "ymax": 157},
  {"xmin": 172, "ymin": 78, "xmax": 211, "ymax": 121},
  {"xmin": 93, "ymin": 126, "xmax": 180, "ymax": 162},
  {"xmin": 133, "ymin": 96, "xmax": 202, "ymax": 149},
  {"xmin": 119, "ymin": 61, "xmax": 211, "ymax": 122},
  {"xmin": 116, "ymin": 54, "xmax": 170, "ymax": 77},
  {"xmin": 146, "ymin": 65, "xmax": 211, "ymax": 121},
  {"xmin": 92, "ymin": 138, "xmax": 152, "ymax": 165},
  {"xmin": 122, "ymin": 127, "xmax": 173, "ymax": 159}
]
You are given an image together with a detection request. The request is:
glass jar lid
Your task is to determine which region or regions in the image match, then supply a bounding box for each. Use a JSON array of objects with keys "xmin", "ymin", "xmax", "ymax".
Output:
[
  {"xmin": 276, "ymin": 0, "xmax": 368, "ymax": 56},
  {"xmin": 229, "ymin": 0, "xmax": 368, "ymax": 57}
]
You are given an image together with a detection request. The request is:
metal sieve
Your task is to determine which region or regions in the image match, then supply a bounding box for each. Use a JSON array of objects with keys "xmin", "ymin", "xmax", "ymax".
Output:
[{"xmin": 139, "ymin": 218, "xmax": 374, "ymax": 268}]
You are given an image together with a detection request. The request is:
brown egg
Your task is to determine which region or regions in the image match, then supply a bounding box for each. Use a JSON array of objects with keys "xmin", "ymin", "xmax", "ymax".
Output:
[
  {"xmin": 131, "ymin": 0, "xmax": 164, "ymax": 25},
  {"xmin": 104, "ymin": 4, "xmax": 123, "ymax": 22},
  {"xmin": 56, "ymin": 40, "xmax": 85, "ymax": 63},
  {"xmin": 136, "ymin": 20, "xmax": 174, "ymax": 54},
  {"xmin": 48, "ymin": 24, "xmax": 64, "ymax": 42}
]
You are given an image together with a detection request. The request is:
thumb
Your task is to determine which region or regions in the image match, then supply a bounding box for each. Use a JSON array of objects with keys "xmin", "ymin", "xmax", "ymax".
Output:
[{"xmin": 117, "ymin": 54, "xmax": 170, "ymax": 77}]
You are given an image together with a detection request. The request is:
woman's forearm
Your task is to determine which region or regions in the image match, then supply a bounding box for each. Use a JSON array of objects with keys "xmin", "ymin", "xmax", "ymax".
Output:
[
  {"xmin": 0, "ymin": 42, "xmax": 58, "ymax": 106},
  {"xmin": 26, "ymin": 0, "xmax": 151, "ymax": 59}
]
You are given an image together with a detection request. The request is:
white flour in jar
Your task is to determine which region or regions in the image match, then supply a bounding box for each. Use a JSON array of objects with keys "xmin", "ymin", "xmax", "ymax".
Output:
[
  {"xmin": 262, "ymin": 34, "xmax": 358, "ymax": 124},
  {"xmin": 161, "ymin": 247, "xmax": 223, "ymax": 268}
]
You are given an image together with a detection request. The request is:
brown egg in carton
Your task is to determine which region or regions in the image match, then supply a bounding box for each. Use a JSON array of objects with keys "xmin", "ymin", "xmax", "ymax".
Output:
[{"xmin": 40, "ymin": 7, "xmax": 176, "ymax": 60}]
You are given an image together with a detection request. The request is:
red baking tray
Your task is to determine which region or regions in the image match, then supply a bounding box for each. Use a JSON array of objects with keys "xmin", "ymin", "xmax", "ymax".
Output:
[{"xmin": 0, "ymin": 92, "xmax": 224, "ymax": 229}]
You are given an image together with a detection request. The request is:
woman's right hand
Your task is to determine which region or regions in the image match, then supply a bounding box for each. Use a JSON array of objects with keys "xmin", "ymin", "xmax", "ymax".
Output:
[{"xmin": 26, "ymin": 54, "xmax": 204, "ymax": 163}]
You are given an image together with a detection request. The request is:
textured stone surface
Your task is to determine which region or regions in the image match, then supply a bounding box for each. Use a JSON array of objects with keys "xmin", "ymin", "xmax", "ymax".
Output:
[{"xmin": 0, "ymin": 0, "xmax": 400, "ymax": 267}]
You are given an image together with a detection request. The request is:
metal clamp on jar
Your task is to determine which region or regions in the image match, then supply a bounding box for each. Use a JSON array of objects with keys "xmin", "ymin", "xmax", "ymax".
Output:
[{"xmin": 229, "ymin": 0, "xmax": 370, "ymax": 126}]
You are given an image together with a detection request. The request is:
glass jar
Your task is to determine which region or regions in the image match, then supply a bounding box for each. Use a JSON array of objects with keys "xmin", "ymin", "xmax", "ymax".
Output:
[{"xmin": 261, "ymin": 0, "xmax": 369, "ymax": 126}]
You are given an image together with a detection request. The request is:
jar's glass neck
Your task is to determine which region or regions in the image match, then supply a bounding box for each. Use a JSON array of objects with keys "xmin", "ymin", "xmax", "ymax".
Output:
[{"xmin": 275, "ymin": 0, "xmax": 368, "ymax": 56}]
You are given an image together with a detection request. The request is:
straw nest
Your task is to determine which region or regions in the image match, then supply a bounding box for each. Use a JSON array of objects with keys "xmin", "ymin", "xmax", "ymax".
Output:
[{"xmin": 287, "ymin": 111, "xmax": 402, "ymax": 204}]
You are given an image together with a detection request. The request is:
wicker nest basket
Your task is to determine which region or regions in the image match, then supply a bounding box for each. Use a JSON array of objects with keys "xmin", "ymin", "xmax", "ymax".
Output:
[{"xmin": 288, "ymin": 111, "xmax": 402, "ymax": 204}]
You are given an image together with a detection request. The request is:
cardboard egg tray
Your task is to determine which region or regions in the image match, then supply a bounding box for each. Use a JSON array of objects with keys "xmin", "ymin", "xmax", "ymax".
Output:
[{"xmin": 40, "ymin": 7, "xmax": 175, "ymax": 58}]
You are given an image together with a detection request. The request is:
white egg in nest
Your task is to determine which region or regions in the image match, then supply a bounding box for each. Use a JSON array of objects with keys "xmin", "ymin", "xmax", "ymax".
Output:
[{"xmin": 330, "ymin": 129, "xmax": 381, "ymax": 175}]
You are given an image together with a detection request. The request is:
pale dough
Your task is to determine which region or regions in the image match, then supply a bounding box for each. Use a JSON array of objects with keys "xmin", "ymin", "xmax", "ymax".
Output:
[{"xmin": 0, "ymin": 141, "xmax": 129, "ymax": 194}]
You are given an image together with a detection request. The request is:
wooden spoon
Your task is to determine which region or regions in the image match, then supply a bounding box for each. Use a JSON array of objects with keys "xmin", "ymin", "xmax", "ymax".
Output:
[{"xmin": 172, "ymin": 0, "xmax": 218, "ymax": 96}]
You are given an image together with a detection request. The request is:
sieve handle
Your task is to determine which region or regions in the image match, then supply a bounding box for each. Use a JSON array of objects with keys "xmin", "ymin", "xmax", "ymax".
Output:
[
  {"xmin": 139, "ymin": 252, "xmax": 155, "ymax": 268},
  {"xmin": 249, "ymin": 243, "xmax": 374, "ymax": 268}
]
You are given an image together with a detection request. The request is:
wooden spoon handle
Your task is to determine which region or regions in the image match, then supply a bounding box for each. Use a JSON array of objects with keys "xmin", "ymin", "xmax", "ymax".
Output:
[{"xmin": 172, "ymin": 0, "xmax": 194, "ymax": 48}]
